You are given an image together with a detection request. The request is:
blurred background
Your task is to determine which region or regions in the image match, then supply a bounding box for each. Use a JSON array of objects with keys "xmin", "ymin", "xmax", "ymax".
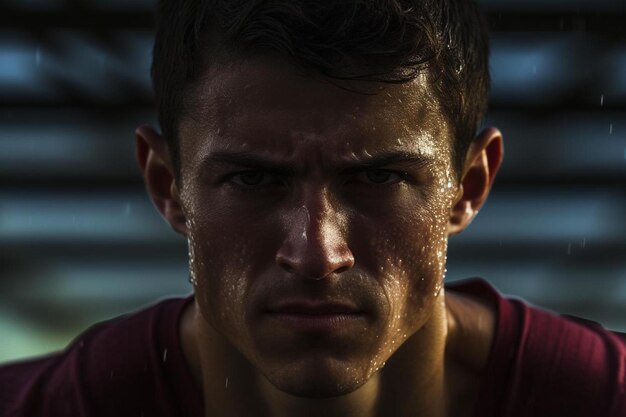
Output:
[{"xmin": 0, "ymin": 0, "xmax": 625, "ymax": 363}]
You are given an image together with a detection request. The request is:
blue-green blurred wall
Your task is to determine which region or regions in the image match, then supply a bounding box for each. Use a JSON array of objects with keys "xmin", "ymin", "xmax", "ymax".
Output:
[{"xmin": 1, "ymin": 0, "xmax": 625, "ymax": 363}]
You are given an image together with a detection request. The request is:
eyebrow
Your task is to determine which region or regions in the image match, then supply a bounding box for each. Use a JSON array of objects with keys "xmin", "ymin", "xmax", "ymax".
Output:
[
  {"xmin": 203, "ymin": 150, "xmax": 433, "ymax": 174},
  {"xmin": 205, "ymin": 152, "xmax": 296, "ymax": 175},
  {"xmin": 338, "ymin": 151, "xmax": 433, "ymax": 172}
]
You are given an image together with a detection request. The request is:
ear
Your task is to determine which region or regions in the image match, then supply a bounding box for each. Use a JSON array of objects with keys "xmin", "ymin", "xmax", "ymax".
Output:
[
  {"xmin": 135, "ymin": 125, "xmax": 188, "ymax": 236},
  {"xmin": 448, "ymin": 127, "xmax": 503, "ymax": 235}
]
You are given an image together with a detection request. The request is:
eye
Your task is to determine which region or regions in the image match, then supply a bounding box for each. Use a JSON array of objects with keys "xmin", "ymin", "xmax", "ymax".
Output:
[
  {"xmin": 230, "ymin": 171, "xmax": 272, "ymax": 186},
  {"xmin": 357, "ymin": 169, "xmax": 404, "ymax": 185}
]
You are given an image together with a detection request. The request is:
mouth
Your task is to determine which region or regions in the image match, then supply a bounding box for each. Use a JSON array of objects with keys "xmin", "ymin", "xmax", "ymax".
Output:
[{"xmin": 266, "ymin": 301, "xmax": 366, "ymax": 332}]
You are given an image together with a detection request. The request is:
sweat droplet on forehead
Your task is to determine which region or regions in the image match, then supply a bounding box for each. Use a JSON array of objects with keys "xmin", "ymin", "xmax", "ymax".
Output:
[{"xmin": 180, "ymin": 58, "xmax": 453, "ymax": 173}]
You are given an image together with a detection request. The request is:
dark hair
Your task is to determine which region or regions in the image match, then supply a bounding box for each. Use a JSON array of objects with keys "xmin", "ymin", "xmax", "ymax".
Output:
[{"xmin": 152, "ymin": 0, "xmax": 490, "ymax": 182}]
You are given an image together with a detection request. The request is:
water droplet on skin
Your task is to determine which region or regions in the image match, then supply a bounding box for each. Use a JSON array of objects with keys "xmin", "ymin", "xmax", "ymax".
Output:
[
  {"xmin": 188, "ymin": 273, "xmax": 197, "ymax": 286},
  {"xmin": 434, "ymin": 284, "xmax": 442, "ymax": 297},
  {"xmin": 186, "ymin": 217, "xmax": 201, "ymax": 286},
  {"xmin": 187, "ymin": 236, "xmax": 198, "ymax": 286},
  {"xmin": 300, "ymin": 205, "xmax": 310, "ymax": 241}
]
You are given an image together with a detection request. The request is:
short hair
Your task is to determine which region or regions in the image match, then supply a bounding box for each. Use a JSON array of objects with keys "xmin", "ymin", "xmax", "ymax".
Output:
[{"xmin": 151, "ymin": 0, "xmax": 490, "ymax": 182}]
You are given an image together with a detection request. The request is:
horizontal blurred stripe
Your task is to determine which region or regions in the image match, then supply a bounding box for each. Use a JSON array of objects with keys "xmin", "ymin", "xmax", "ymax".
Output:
[
  {"xmin": 2, "ymin": 32, "xmax": 626, "ymax": 106},
  {"xmin": 0, "ymin": 191, "xmax": 623, "ymax": 243}
]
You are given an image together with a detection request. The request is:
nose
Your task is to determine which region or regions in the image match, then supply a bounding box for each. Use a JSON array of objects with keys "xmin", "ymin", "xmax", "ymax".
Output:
[{"xmin": 275, "ymin": 192, "xmax": 354, "ymax": 280}]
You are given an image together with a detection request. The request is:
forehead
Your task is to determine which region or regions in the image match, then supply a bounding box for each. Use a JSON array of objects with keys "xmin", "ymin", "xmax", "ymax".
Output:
[{"xmin": 179, "ymin": 55, "xmax": 451, "ymax": 162}]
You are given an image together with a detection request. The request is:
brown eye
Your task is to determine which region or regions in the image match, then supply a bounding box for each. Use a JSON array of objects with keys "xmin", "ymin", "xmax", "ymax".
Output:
[
  {"xmin": 366, "ymin": 169, "xmax": 392, "ymax": 183},
  {"xmin": 232, "ymin": 172, "xmax": 266, "ymax": 186},
  {"xmin": 362, "ymin": 169, "xmax": 402, "ymax": 184}
]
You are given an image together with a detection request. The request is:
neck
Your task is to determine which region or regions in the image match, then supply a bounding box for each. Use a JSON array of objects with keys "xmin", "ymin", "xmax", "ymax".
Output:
[{"xmin": 181, "ymin": 291, "xmax": 453, "ymax": 417}]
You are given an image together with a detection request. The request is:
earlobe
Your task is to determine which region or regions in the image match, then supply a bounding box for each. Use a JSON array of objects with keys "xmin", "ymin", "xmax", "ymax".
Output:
[
  {"xmin": 135, "ymin": 125, "xmax": 188, "ymax": 236},
  {"xmin": 448, "ymin": 185, "xmax": 474, "ymax": 234},
  {"xmin": 448, "ymin": 127, "xmax": 503, "ymax": 235}
]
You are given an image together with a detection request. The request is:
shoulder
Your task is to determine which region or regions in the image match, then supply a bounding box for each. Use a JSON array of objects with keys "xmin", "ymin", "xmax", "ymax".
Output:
[
  {"xmin": 446, "ymin": 278, "xmax": 626, "ymax": 417},
  {"xmin": 498, "ymin": 302, "xmax": 626, "ymax": 416},
  {"xmin": 0, "ymin": 297, "xmax": 191, "ymax": 417}
]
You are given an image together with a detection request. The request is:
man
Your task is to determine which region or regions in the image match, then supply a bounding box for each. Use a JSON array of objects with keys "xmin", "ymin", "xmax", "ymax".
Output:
[{"xmin": 1, "ymin": 1, "xmax": 624, "ymax": 416}]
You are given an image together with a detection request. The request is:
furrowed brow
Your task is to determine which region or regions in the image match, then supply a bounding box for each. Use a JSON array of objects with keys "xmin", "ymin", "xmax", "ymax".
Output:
[
  {"xmin": 201, "ymin": 150, "xmax": 433, "ymax": 175},
  {"xmin": 202, "ymin": 151, "xmax": 296, "ymax": 175},
  {"xmin": 337, "ymin": 152, "xmax": 433, "ymax": 172}
]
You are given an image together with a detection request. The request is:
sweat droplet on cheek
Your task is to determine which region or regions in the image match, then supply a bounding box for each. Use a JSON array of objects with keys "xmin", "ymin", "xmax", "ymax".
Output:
[{"xmin": 186, "ymin": 217, "xmax": 199, "ymax": 287}]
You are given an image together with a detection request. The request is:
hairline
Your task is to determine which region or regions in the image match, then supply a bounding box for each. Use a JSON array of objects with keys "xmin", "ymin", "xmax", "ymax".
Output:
[{"xmin": 170, "ymin": 50, "xmax": 463, "ymax": 188}]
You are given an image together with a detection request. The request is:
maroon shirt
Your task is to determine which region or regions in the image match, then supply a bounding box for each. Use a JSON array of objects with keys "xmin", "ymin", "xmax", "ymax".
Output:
[{"xmin": 1, "ymin": 279, "xmax": 624, "ymax": 416}]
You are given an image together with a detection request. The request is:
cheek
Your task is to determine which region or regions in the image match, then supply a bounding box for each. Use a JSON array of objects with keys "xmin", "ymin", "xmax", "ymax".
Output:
[
  {"xmin": 186, "ymin": 214, "xmax": 256, "ymax": 337},
  {"xmin": 355, "ymin": 199, "xmax": 450, "ymax": 336}
]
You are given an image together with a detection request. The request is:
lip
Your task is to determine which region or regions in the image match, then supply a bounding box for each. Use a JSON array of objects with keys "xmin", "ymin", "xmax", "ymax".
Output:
[
  {"xmin": 269, "ymin": 301, "xmax": 361, "ymax": 315},
  {"xmin": 266, "ymin": 301, "xmax": 365, "ymax": 332}
]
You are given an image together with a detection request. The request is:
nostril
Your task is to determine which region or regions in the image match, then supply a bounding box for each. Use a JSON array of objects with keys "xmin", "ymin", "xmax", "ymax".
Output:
[
  {"xmin": 278, "ymin": 260, "xmax": 296, "ymax": 274},
  {"xmin": 335, "ymin": 266, "xmax": 350, "ymax": 274}
]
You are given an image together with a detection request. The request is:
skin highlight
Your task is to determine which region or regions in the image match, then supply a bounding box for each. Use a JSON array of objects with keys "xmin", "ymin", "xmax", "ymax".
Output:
[{"xmin": 136, "ymin": 55, "xmax": 503, "ymax": 417}]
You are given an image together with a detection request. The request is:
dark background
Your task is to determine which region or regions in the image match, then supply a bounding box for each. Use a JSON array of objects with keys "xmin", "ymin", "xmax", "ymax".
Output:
[{"xmin": 0, "ymin": 0, "xmax": 625, "ymax": 362}]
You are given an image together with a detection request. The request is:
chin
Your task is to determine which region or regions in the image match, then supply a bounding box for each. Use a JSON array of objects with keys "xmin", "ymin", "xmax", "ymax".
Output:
[
  {"xmin": 263, "ymin": 358, "xmax": 372, "ymax": 399},
  {"xmin": 271, "ymin": 377, "xmax": 365, "ymax": 399}
]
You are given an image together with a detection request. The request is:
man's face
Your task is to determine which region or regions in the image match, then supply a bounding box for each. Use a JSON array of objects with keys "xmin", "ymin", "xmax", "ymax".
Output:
[{"xmin": 177, "ymin": 57, "xmax": 458, "ymax": 397}]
